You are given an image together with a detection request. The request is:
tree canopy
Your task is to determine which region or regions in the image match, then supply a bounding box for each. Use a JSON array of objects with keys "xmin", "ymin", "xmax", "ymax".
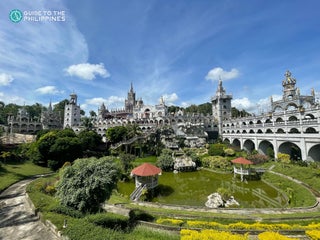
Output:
[
  {"xmin": 56, "ymin": 157, "xmax": 120, "ymax": 213},
  {"xmin": 24, "ymin": 129, "xmax": 104, "ymax": 170}
]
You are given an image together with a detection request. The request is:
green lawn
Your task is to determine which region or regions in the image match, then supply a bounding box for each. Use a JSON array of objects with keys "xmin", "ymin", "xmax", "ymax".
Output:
[
  {"xmin": 0, "ymin": 160, "xmax": 52, "ymax": 191},
  {"xmin": 132, "ymin": 156, "xmax": 157, "ymax": 167},
  {"xmin": 27, "ymin": 176, "xmax": 179, "ymax": 240}
]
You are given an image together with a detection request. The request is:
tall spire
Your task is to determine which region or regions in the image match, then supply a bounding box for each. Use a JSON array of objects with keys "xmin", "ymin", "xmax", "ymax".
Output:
[
  {"xmin": 48, "ymin": 100, "xmax": 53, "ymax": 111},
  {"xmin": 130, "ymin": 82, "xmax": 134, "ymax": 92}
]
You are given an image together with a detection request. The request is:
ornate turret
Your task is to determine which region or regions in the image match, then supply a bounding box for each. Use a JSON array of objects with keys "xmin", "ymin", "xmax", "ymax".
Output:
[{"xmin": 282, "ymin": 70, "xmax": 297, "ymax": 100}]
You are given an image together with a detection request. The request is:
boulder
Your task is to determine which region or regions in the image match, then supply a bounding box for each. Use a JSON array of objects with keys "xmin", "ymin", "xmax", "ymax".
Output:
[{"xmin": 205, "ymin": 193, "xmax": 224, "ymax": 208}]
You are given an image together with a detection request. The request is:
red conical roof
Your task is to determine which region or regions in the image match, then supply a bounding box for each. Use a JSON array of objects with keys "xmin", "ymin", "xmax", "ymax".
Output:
[
  {"xmin": 131, "ymin": 163, "xmax": 162, "ymax": 177},
  {"xmin": 231, "ymin": 157, "xmax": 253, "ymax": 165}
]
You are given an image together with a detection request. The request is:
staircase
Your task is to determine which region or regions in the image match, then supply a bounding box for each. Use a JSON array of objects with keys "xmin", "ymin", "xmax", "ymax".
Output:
[{"xmin": 130, "ymin": 184, "xmax": 147, "ymax": 201}]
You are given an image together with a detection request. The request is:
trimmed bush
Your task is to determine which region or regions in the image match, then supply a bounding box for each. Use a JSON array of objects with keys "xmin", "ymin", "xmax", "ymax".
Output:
[
  {"xmin": 50, "ymin": 204, "xmax": 84, "ymax": 218},
  {"xmin": 86, "ymin": 213, "xmax": 129, "ymax": 231},
  {"xmin": 129, "ymin": 209, "xmax": 154, "ymax": 223}
]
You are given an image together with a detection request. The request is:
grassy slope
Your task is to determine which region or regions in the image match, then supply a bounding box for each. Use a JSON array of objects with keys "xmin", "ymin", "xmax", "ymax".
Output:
[{"xmin": 0, "ymin": 160, "xmax": 52, "ymax": 191}]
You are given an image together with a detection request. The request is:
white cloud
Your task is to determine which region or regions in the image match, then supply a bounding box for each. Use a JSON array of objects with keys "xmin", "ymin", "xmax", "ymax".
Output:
[
  {"xmin": 82, "ymin": 96, "xmax": 125, "ymax": 112},
  {"xmin": 205, "ymin": 67, "xmax": 239, "ymax": 81},
  {"xmin": 0, "ymin": 73, "xmax": 14, "ymax": 86},
  {"xmin": 181, "ymin": 102, "xmax": 191, "ymax": 108},
  {"xmin": 0, "ymin": 92, "xmax": 25, "ymax": 105},
  {"xmin": 0, "ymin": 0, "xmax": 89, "ymax": 103},
  {"xmin": 232, "ymin": 94, "xmax": 282, "ymax": 114},
  {"xmin": 162, "ymin": 93, "xmax": 178, "ymax": 105},
  {"xmin": 35, "ymin": 86, "xmax": 63, "ymax": 95},
  {"xmin": 65, "ymin": 63, "xmax": 110, "ymax": 80}
]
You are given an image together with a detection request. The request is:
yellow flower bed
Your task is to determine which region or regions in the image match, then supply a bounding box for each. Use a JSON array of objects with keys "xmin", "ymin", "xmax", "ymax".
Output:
[
  {"xmin": 181, "ymin": 229, "xmax": 248, "ymax": 240},
  {"xmin": 156, "ymin": 218, "xmax": 184, "ymax": 226},
  {"xmin": 157, "ymin": 218, "xmax": 320, "ymax": 231},
  {"xmin": 258, "ymin": 232, "xmax": 299, "ymax": 240},
  {"xmin": 306, "ymin": 230, "xmax": 320, "ymax": 240}
]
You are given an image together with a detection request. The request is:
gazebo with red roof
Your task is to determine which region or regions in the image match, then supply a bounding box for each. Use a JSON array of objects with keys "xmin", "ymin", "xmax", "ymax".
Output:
[
  {"xmin": 130, "ymin": 163, "xmax": 162, "ymax": 189},
  {"xmin": 231, "ymin": 157, "xmax": 253, "ymax": 181}
]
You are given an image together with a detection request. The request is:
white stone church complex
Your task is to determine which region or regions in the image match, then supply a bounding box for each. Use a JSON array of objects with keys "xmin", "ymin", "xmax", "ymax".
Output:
[{"xmin": 6, "ymin": 71, "xmax": 320, "ymax": 161}]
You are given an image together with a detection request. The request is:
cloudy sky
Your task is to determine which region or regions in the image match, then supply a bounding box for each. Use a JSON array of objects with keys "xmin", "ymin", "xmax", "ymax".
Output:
[{"xmin": 1, "ymin": 0, "xmax": 320, "ymax": 114}]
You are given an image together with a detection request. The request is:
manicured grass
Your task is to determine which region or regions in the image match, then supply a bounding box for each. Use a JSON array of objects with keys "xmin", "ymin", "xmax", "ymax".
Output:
[
  {"xmin": 0, "ymin": 160, "xmax": 52, "ymax": 191},
  {"xmin": 133, "ymin": 156, "xmax": 157, "ymax": 166},
  {"xmin": 270, "ymin": 162, "xmax": 320, "ymax": 195},
  {"xmin": 27, "ymin": 176, "xmax": 180, "ymax": 240},
  {"xmin": 262, "ymin": 171, "xmax": 316, "ymax": 207}
]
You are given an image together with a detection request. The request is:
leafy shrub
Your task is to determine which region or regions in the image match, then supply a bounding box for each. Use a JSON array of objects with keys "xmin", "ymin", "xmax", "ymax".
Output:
[
  {"xmin": 277, "ymin": 153, "xmax": 291, "ymax": 166},
  {"xmin": 50, "ymin": 204, "xmax": 84, "ymax": 218},
  {"xmin": 247, "ymin": 154, "xmax": 269, "ymax": 165},
  {"xmin": 86, "ymin": 213, "xmax": 129, "ymax": 231},
  {"xmin": 201, "ymin": 156, "xmax": 231, "ymax": 170},
  {"xmin": 156, "ymin": 149, "xmax": 174, "ymax": 171},
  {"xmin": 44, "ymin": 185, "xmax": 56, "ymax": 195},
  {"xmin": 129, "ymin": 209, "xmax": 154, "ymax": 224},
  {"xmin": 224, "ymin": 148, "xmax": 235, "ymax": 156},
  {"xmin": 208, "ymin": 143, "xmax": 225, "ymax": 156},
  {"xmin": 64, "ymin": 218, "xmax": 125, "ymax": 240}
]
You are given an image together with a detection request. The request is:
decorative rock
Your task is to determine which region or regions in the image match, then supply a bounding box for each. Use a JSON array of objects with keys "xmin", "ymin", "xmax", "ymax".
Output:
[
  {"xmin": 205, "ymin": 193, "xmax": 240, "ymax": 208},
  {"xmin": 225, "ymin": 196, "xmax": 240, "ymax": 207},
  {"xmin": 205, "ymin": 193, "xmax": 224, "ymax": 208}
]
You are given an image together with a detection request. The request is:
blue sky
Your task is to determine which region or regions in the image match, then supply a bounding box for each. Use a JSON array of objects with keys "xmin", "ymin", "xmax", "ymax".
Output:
[{"xmin": 1, "ymin": 0, "xmax": 320, "ymax": 114}]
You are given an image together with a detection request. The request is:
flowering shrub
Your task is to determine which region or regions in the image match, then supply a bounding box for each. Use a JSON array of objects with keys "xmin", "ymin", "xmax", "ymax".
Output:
[
  {"xmin": 306, "ymin": 230, "xmax": 320, "ymax": 240},
  {"xmin": 258, "ymin": 231, "xmax": 298, "ymax": 240},
  {"xmin": 305, "ymin": 222, "xmax": 320, "ymax": 230},
  {"xmin": 186, "ymin": 220, "xmax": 315, "ymax": 231},
  {"xmin": 201, "ymin": 155, "xmax": 230, "ymax": 169},
  {"xmin": 181, "ymin": 229, "xmax": 248, "ymax": 240}
]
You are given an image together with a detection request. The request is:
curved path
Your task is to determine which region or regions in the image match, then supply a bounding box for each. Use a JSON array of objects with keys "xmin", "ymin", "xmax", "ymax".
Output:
[{"xmin": 0, "ymin": 178, "xmax": 59, "ymax": 240}]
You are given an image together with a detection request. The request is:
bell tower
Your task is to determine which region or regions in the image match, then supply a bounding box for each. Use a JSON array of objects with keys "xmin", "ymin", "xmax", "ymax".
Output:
[
  {"xmin": 64, "ymin": 93, "xmax": 81, "ymax": 128},
  {"xmin": 211, "ymin": 79, "xmax": 232, "ymax": 136},
  {"xmin": 282, "ymin": 70, "xmax": 297, "ymax": 100}
]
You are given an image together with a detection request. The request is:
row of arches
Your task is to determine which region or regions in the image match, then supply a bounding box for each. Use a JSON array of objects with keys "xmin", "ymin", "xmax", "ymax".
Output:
[
  {"xmin": 94, "ymin": 116, "xmax": 216, "ymax": 128},
  {"xmin": 223, "ymin": 113, "xmax": 316, "ymax": 127},
  {"xmin": 223, "ymin": 127, "xmax": 318, "ymax": 134},
  {"xmin": 224, "ymin": 138, "xmax": 320, "ymax": 162}
]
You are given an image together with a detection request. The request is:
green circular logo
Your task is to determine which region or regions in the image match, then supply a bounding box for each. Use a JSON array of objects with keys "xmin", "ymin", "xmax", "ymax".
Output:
[{"xmin": 9, "ymin": 9, "xmax": 23, "ymax": 23}]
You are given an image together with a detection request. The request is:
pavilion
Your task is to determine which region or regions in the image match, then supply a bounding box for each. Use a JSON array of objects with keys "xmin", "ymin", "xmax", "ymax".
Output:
[
  {"xmin": 130, "ymin": 163, "xmax": 162, "ymax": 201},
  {"xmin": 231, "ymin": 157, "xmax": 254, "ymax": 181}
]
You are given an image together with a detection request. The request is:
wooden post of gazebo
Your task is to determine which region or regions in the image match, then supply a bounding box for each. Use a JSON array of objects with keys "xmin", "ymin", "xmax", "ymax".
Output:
[
  {"xmin": 231, "ymin": 157, "xmax": 253, "ymax": 182},
  {"xmin": 130, "ymin": 163, "xmax": 162, "ymax": 201}
]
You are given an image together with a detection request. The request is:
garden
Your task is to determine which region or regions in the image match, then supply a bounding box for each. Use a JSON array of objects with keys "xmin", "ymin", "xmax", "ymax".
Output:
[{"xmin": 1, "ymin": 135, "xmax": 320, "ymax": 239}]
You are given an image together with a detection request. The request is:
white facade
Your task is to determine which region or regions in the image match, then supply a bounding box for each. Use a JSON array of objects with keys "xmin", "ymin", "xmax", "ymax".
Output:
[{"xmin": 63, "ymin": 93, "xmax": 81, "ymax": 128}]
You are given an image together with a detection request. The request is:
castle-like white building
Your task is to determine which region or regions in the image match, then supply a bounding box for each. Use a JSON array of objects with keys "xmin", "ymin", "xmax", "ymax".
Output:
[{"xmin": 221, "ymin": 71, "xmax": 320, "ymax": 161}]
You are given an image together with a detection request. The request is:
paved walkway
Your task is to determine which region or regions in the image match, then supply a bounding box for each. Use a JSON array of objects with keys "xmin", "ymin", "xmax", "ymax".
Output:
[{"xmin": 0, "ymin": 178, "xmax": 59, "ymax": 240}]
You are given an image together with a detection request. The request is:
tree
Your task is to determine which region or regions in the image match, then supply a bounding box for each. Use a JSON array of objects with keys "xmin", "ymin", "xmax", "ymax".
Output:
[
  {"xmin": 56, "ymin": 157, "xmax": 120, "ymax": 213},
  {"xmin": 156, "ymin": 149, "xmax": 174, "ymax": 171},
  {"xmin": 48, "ymin": 136, "xmax": 82, "ymax": 170},
  {"xmin": 89, "ymin": 110, "xmax": 97, "ymax": 118},
  {"xmin": 106, "ymin": 126, "xmax": 128, "ymax": 144},
  {"xmin": 81, "ymin": 117, "xmax": 93, "ymax": 130},
  {"xmin": 78, "ymin": 130, "xmax": 103, "ymax": 151},
  {"xmin": 53, "ymin": 99, "xmax": 69, "ymax": 120},
  {"xmin": 119, "ymin": 153, "xmax": 135, "ymax": 174}
]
